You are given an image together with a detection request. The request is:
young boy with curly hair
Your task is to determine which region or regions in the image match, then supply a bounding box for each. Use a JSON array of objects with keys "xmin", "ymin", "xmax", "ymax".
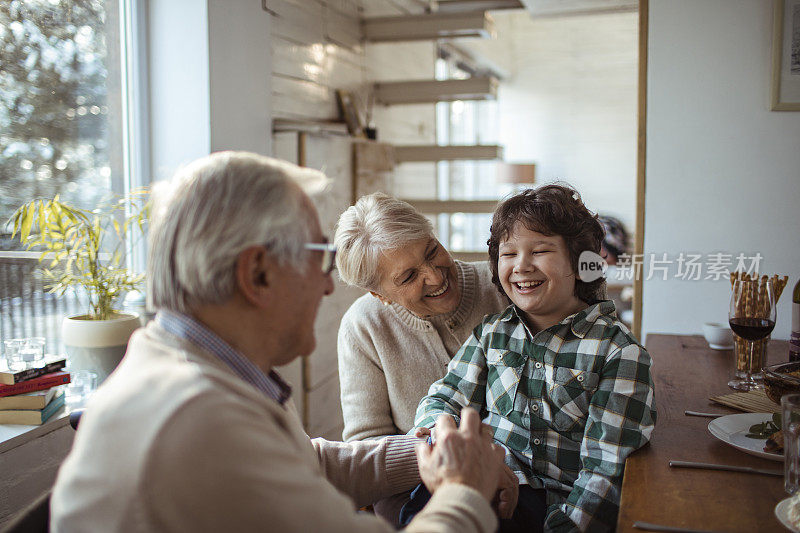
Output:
[{"xmin": 404, "ymin": 185, "xmax": 656, "ymax": 532}]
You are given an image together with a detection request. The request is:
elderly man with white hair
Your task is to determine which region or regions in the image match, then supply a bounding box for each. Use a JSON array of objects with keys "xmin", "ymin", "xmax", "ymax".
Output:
[{"xmin": 49, "ymin": 151, "xmax": 508, "ymax": 532}]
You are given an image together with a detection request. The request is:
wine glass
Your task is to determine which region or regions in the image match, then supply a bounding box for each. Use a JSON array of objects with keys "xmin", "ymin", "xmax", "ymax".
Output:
[{"xmin": 728, "ymin": 279, "xmax": 776, "ymax": 391}]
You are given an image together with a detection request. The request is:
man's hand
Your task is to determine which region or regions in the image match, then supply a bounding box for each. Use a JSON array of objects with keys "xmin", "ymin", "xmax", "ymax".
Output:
[
  {"xmin": 414, "ymin": 427, "xmax": 431, "ymax": 439},
  {"xmin": 414, "ymin": 408, "xmax": 506, "ymax": 502},
  {"xmin": 493, "ymin": 463, "xmax": 519, "ymax": 519},
  {"xmin": 414, "ymin": 421, "xmax": 492, "ymax": 441}
]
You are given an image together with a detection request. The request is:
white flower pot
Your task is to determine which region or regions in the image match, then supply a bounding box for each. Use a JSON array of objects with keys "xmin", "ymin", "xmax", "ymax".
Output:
[{"xmin": 61, "ymin": 313, "xmax": 141, "ymax": 383}]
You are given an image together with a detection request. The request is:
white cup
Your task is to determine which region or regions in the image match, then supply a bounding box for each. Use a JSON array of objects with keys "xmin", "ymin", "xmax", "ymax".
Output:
[{"xmin": 702, "ymin": 322, "xmax": 733, "ymax": 349}]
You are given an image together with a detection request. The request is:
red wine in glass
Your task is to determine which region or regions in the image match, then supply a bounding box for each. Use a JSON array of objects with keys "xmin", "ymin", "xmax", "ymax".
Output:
[
  {"xmin": 729, "ymin": 317, "xmax": 776, "ymax": 341},
  {"xmin": 727, "ymin": 278, "xmax": 777, "ymax": 391}
]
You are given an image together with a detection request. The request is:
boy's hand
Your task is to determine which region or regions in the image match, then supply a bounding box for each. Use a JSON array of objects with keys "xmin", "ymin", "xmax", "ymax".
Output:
[
  {"xmin": 493, "ymin": 464, "xmax": 519, "ymax": 519},
  {"xmin": 415, "ymin": 408, "xmax": 506, "ymax": 502}
]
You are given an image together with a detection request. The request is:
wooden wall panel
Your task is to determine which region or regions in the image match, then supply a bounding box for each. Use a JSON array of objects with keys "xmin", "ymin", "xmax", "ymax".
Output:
[
  {"xmin": 324, "ymin": 4, "xmax": 363, "ymax": 49},
  {"xmin": 268, "ymin": 0, "xmax": 366, "ymax": 125},
  {"xmin": 266, "ymin": 0, "xmax": 325, "ymax": 46},
  {"xmin": 272, "ymin": 76, "xmax": 336, "ymax": 121}
]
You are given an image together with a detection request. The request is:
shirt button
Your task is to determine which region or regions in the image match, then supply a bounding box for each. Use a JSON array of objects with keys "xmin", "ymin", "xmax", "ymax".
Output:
[
  {"xmin": 533, "ymin": 438, "xmax": 541, "ymax": 446},
  {"xmin": 577, "ymin": 374, "xmax": 585, "ymax": 382},
  {"xmin": 535, "ymin": 362, "xmax": 543, "ymax": 369},
  {"xmin": 531, "ymin": 404, "xmax": 539, "ymax": 412}
]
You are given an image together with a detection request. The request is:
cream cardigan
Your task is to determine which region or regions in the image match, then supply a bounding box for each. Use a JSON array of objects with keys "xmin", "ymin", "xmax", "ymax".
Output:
[
  {"xmin": 50, "ymin": 322, "xmax": 496, "ymax": 533},
  {"xmin": 338, "ymin": 261, "xmax": 509, "ymax": 441}
]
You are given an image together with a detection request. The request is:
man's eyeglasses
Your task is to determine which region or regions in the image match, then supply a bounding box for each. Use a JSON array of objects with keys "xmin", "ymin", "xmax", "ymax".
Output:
[{"xmin": 304, "ymin": 242, "xmax": 337, "ymax": 275}]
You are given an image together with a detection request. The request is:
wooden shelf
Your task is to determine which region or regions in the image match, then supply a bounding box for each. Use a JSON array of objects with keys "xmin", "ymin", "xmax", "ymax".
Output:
[
  {"xmin": 272, "ymin": 118, "xmax": 350, "ymax": 135},
  {"xmin": 403, "ymin": 199, "xmax": 499, "ymax": 214},
  {"xmin": 363, "ymin": 12, "xmax": 495, "ymax": 42},
  {"xmin": 375, "ymin": 77, "xmax": 497, "ymax": 105},
  {"xmin": 394, "ymin": 144, "xmax": 503, "ymax": 162}
]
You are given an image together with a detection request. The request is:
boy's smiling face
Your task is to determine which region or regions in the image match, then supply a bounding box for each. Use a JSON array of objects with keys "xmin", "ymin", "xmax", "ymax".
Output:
[{"xmin": 497, "ymin": 222, "xmax": 586, "ymax": 332}]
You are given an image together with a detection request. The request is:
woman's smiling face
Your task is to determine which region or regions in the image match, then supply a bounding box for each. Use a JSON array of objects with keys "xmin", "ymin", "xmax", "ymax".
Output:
[{"xmin": 371, "ymin": 237, "xmax": 460, "ymax": 318}]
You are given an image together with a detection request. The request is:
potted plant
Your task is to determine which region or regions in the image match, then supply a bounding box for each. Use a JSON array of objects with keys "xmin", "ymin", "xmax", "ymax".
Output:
[{"xmin": 7, "ymin": 190, "xmax": 149, "ymax": 382}]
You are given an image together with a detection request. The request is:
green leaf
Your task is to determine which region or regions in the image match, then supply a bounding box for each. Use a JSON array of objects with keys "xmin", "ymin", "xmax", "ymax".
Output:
[
  {"xmin": 8, "ymin": 188, "xmax": 150, "ymax": 319},
  {"xmin": 38, "ymin": 203, "xmax": 46, "ymax": 235},
  {"xmin": 20, "ymin": 202, "xmax": 35, "ymax": 242}
]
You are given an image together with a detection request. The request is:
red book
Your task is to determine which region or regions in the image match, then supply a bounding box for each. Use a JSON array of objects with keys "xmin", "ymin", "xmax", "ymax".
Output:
[{"xmin": 0, "ymin": 371, "xmax": 70, "ymax": 397}]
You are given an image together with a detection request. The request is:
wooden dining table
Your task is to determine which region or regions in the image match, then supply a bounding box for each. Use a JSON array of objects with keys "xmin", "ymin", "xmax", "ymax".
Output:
[{"xmin": 617, "ymin": 333, "xmax": 792, "ymax": 533}]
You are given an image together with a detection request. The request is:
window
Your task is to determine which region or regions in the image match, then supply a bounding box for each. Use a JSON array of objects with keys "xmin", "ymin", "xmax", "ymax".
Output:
[{"xmin": 0, "ymin": 0, "xmax": 142, "ymax": 353}]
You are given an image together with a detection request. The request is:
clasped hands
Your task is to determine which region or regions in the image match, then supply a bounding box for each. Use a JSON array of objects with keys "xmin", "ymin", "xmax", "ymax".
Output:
[{"xmin": 413, "ymin": 408, "xmax": 519, "ymax": 519}]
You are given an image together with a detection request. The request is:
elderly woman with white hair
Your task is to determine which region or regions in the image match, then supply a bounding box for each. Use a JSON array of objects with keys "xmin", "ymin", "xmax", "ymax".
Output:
[
  {"xmin": 335, "ymin": 193, "xmax": 509, "ymax": 522},
  {"xmin": 335, "ymin": 192, "xmax": 509, "ymax": 442}
]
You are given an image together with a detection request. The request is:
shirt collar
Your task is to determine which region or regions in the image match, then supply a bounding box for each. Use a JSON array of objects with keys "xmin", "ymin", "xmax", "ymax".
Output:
[
  {"xmin": 499, "ymin": 300, "xmax": 617, "ymax": 338},
  {"xmin": 155, "ymin": 310, "xmax": 291, "ymax": 404},
  {"xmin": 568, "ymin": 300, "xmax": 617, "ymax": 337}
]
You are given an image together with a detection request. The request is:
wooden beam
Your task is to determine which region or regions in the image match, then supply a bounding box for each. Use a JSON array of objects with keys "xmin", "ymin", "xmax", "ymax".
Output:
[
  {"xmin": 375, "ymin": 77, "xmax": 497, "ymax": 105},
  {"xmin": 363, "ymin": 11, "xmax": 495, "ymax": 42},
  {"xmin": 436, "ymin": 0, "xmax": 524, "ymax": 13},
  {"xmin": 394, "ymin": 144, "xmax": 503, "ymax": 162},
  {"xmin": 404, "ymin": 199, "xmax": 499, "ymax": 214},
  {"xmin": 633, "ymin": 0, "xmax": 647, "ymax": 341}
]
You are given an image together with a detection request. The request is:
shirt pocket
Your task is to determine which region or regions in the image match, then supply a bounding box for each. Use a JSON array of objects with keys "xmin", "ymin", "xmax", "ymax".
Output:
[
  {"xmin": 548, "ymin": 367, "xmax": 600, "ymax": 433},
  {"xmin": 485, "ymin": 349, "xmax": 525, "ymax": 417}
]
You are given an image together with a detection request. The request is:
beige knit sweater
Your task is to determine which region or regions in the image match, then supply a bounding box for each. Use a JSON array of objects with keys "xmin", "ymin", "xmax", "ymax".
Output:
[
  {"xmin": 338, "ymin": 261, "xmax": 509, "ymax": 441},
  {"xmin": 50, "ymin": 322, "xmax": 497, "ymax": 533}
]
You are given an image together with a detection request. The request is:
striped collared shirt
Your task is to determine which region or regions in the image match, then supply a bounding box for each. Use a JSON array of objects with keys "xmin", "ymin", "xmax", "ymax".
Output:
[
  {"xmin": 414, "ymin": 300, "xmax": 657, "ymax": 533},
  {"xmin": 156, "ymin": 310, "xmax": 291, "ymax": 405}
]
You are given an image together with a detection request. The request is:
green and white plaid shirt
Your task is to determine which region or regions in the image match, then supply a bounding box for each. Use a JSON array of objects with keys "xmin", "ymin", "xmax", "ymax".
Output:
[{"xmin": 414, "ymin": 300, "xmax": 656, "ymax": 533}]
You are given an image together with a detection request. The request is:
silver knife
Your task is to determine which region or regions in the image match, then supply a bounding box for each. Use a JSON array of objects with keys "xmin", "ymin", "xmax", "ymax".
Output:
[
  {"xmin": 669, "ymin": 460, "xmax": 782, "ymax": 476},
  {"xmin": 632, "ymin": 521, "xmax": 719, "ymax": 533}
]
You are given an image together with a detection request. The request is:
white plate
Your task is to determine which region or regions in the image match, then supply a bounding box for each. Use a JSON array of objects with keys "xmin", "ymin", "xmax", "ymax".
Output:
[
  {"xmin": 776, "ymin": 496, "xmax": 800, "ymax": 533},
  {"xmin": 707, "ymin": 412, "xmax": 783, "ymax": 462},
  {"xmin": 709, "ymin": 343, "xmax": 734, "ymax": 350}
]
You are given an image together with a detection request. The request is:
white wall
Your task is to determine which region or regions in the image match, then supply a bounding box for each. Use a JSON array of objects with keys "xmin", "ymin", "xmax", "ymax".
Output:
[
  {"xmin": 148, "ymin": 0, "xmax": 272, "ymax": 182},
  {"xmin": 461, "ymin": 10, "xmax": 639, "ymax": 228},
  {"xmin": 208, "ymin": 0, "xmax": 272, "ymax": 155},
  {"xmin": 643, "ymin": 0, "xmax": 800, "ymax": 341},
  {"xmin": 147, "ymin": 0, "xmax": 211, "ymax": 181}
]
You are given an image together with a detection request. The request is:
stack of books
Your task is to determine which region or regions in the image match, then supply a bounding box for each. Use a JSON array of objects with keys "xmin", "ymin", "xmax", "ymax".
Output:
[{"xmin": 0, "ymin": 358, "xmax": 70, "ymax": 425}]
